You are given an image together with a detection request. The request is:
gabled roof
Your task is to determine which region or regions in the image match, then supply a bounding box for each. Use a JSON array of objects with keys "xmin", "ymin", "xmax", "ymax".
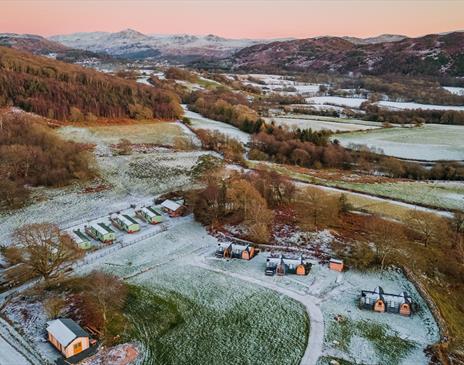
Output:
[
  {"xmin": 329, "ymin": 258, "xmax": 343, "ymax": 264},
  {"xmin": 47, "ymin": 318, "xmax": 88, "ymax": 348},
  {"xmin": 161, "ymin": 199, "xmax": 182, "ymax": 212}
]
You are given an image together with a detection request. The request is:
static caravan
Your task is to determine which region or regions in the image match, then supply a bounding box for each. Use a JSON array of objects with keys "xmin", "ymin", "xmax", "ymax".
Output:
[
  {"xmin": 215, "ymin": 242, "xmax": 256, "ymax": 260},
  {"xmin": 71, "ymin": 230, "xmax": 92, "ymax": 250},
  {"xmin": 265, "ymin": 254, "xmax": 312, "ymax": 276},
  {"xmin": 359, "ymin": 286, "xmax": 413, "ymax": 316},
  {"xmin": 110, "ymin": 214, "xmax": 140, "ymax": 233},
  {"xmin": 329, "ymin": 258, "xmax": 344, "ymax": 272},
  {"xmin": 136, "ymin": 206, "xmax": 164, "ymax": 224},
  {"xmin": 47, "ymin": 318, "xmax": 90, "ymax": 359},
  {"xmin": 85, "ymin": 223, "xmax": 116, "ymax": 243},
  {"xmin": 160, "ymin": 199, "xmax": 184, "ymax": 217}
]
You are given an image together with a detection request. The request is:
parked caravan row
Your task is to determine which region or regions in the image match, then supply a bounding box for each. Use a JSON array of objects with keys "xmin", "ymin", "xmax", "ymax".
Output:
[
  {"xmin": 69, "ymin": 199, "xmax": 185, "ymax": 247},
  {"xmin": 265, "ymin": 254, "xmax": 312, "ymax": 276},
  {"xmin": 215, "ymin": 242, "xmax": 256, "ymax": 260}
]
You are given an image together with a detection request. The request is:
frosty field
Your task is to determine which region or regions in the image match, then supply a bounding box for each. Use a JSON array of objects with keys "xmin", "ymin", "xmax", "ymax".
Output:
[
  {"xmin": 207, "ymin": 252, "xmax": 439, "ymax": 365},
  {"xmin": 334, "ymin": 124, "xmax": 464, "ymax": 161},
  {"xmin": 266, "ymin": 115, "xmax": 380, "ymax": 132},
  {"xmin": 183, "ymin": 107, "xmax": 251, "ymax": 144},
  {"xmin": 79, "ymin": 221, "xmax": 309, "ymax": 365}
]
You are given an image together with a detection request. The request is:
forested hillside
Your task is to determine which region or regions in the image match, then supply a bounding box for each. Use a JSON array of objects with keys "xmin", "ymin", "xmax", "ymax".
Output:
[
  {"xmin": 0, "ymin": 110, "xmax": 94, "ymax": 208},
  {"xmin": 228, "ymin": 32, "xmax": 464, "ymax": 77},
  {"xmin": 0, "ymin": 46, "xmax": 182, "ymax": 121}
]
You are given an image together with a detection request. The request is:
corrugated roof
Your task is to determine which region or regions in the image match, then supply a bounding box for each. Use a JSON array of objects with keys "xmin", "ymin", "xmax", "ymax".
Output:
[{"xmin": 47, "ymin": 319, "xmax": 88, "ymax": 348}]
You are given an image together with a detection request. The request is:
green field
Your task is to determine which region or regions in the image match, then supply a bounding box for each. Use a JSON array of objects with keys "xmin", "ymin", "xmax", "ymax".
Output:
[{"xmin": 334, "ymin": 124, "xmax": 464, "ymax": 161}]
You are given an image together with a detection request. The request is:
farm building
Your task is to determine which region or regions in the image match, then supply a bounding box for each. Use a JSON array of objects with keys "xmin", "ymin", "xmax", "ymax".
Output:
[
  {"xmin": 47, "ymin": 318, "xmax": 90, "ymax": 359},
  {"xmin": 160, "ymin": 199, "xmax": 184, "ymax": 217},
  {"xmin": 359, "ymin": 286, "xmax": 413, "ymax": 316},
  {"xmin": 85, "ymin": 223, "xmax": 116, "ymax": 243},
  {"xmin": 110, "ymin": 213, "xmax": 140, "ymax": 233},
  {"xmin": 136, "ymin": 206, "xmax": 164, "ymax": 224},
  {"xmin": 329, "ymin": 258, "xmax": 344, "ymax": 272},
  {"xmin": 265, "ymin": 254, "xmax": 312, "ymax": 276},
  {"xmin": 215, "ymin": 242, "xmax": 256, "ymax": 260},
  {"xmin": 71, "ymin": 229, "xmax": 92, "ymax": 250}
]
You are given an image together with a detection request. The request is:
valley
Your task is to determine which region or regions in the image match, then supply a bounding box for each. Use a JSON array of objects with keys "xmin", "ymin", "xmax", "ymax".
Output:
[{"xmin": 1, "ymin": 13, "xmax": 464, "ymax": 365}]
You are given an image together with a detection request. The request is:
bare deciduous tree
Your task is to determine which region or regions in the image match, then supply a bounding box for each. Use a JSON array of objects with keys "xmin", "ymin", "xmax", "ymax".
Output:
[
  {"xmin": 12, "ymin": 223, "xmax": 82, "ymax": 281},
  {"xmin": 83, "ymin": 271, "xmax": 128, "ymax": 336},
  {"xmin": 406, "ymin": 210, "xmax": 449, "ymax": 247}
]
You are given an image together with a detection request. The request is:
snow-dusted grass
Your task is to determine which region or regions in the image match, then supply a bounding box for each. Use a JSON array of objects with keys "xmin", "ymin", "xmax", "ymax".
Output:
[
  {"xmin": 266, "ymin": 115, "xmax": 380, "ymax": 132},
  {"xmin": 60, "ymin": 122, "xmax": 191, "ymax": 147},
  {"xmin": 306, "ymin": 96, "xmax": 368, "ymax": 109},
  {"xmin": 334, "ymin": 124, "xmax": 464, "ymax": 161},
  {"xmin": 443, "ymin": 86, "xmax": 464, "ymax": 96},
  {"xmin": 0, "ymin": 121, "xmax": 208, "ymax": 245},
  {"xmin": 207, "ymin": 255, "xmax": 439, "ymax": 365},
  {"xmin": 328, "ymin": 180, "xmax": 464, "ymax": 212},
  {"xmin": 183, "ymin": 107, "xmax": 251, "ymax": 144},
  {"xmin": 79, "ymin": 221, "xmax": 309, "ymax": 365},
  {"xmin": 376, "ymin": 100, "xmax": 464, "ymax": 112}
]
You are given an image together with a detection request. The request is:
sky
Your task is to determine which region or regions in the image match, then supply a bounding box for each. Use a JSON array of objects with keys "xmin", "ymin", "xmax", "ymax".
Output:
[{"xmin": 1, "ymin": 0, "xmax": 464, "ymax": 39}]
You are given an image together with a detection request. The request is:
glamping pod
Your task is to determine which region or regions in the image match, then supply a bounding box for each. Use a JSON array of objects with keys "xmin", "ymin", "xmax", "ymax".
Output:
[
  {"xmin": 71, "ymin": 230, "xmax": 92, "ymax": 250},
  {"xmin": 360, "ymin": 286, "xmax": 413, "ymax": 316},
  {"xmin": 160, "ymin": 199, "xmax": 184, "ymax": 217},
  {"xmin": 215, "ymin": 242, "xmax": 256, "ymax": 260},
  {"xmin": 47, "ymin": 318, "xmax": 90, "ymax": 358},
  {"xmin": 136, "ymin": 206, "xmax": 164, "ymax": 224},
  {"xmin": 265, "ymin": 254, "xmax": 312, "ymax": 276},
  {"xmin": 110, "ymin": 214, "xmax": 140, "ymax": 233},
  {"xmin": 329, "ymin": 258, "xmax": 344, "ymax": 272},
  {"xmin": 85, "ymin": 223, "xmax": 116, "ymax": 243}
]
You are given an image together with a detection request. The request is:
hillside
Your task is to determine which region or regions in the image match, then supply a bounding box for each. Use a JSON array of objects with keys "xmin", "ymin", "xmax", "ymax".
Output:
[
  {"xmin": 0, "ymin": 46, "xmax": 182, "ymax": 121},
  {"xmin": 229, "ymin": 32, "xmax": 464, "ymax": 77},
  {"xmin": 0, "ymin": 33, "xmax": 104, "ymax": 62}
]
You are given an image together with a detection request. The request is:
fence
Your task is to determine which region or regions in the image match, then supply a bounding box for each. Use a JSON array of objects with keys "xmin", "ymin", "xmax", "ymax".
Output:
[{"xmin": 72, "ymin": 222, "xmax": 170, "ymax": 269}]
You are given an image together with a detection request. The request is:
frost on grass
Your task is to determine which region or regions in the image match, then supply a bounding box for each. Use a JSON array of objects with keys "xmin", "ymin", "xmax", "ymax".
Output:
[
  {"xmin": 334, "ymin": 124, "xmax": 464, "ymax": 161},
  {"xmin": 79, "ymin": 222, "xmax": 308, "ymax": 365}
]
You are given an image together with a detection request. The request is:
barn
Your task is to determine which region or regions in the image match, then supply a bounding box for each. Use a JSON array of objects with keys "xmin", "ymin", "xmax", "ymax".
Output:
[
  {"xmin": 136, "ymin": 206, "xmax": 164, "ymax": 224},
  {"xmin": 85, "ymin": 223, "xmax": 116, "ymax": 243},
  {"xmin": 110, "ymin": 214, "xmax": 140, "ymax": 233},
  {"xmin": 160, "ymin": 199, "xmax": 184, "ymax": 217},
  {"xmin": 47, "ymin": 318, "xmax": 90, "ymax": 358},
  {"xmin": 215, "ymin": 242, "xmax": 256, "ymax": 260},
  {"xmin": 359, "ymin": 286, "xmax": 413, "ymax": 316},
  {"xmin": 265, "ymin": 254, "xmax": 312, "ymax": 276}
]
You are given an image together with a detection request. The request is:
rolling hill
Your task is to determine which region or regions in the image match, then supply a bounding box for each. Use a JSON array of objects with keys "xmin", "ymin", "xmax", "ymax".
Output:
[
  {"xmin": 0, "ymin": 33, "xmax": 105, "ymax": 62},
  {"xmin": 229, "ymin": 32, "xmax": 464, "ymax": 77},
  {"xmin": 0, "ymin": 46, "xmax": 182, "ymax": 121}
]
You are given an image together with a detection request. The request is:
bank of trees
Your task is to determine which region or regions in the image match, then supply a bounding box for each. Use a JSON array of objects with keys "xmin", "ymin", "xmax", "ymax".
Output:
[
  {"xmin": 187, "ymin": 88, "xmax": 264, "ymax": 133},
  {"xmin": 191, "ymin": 168, "xmax": 295, "ymax": 243},
  {"xmin": 0, "ymin": 112, "xmax": 93, "ymax": 208},
  {"xmin": 0, "ymin": 47, "xmax": 183, "ymax": 121}
]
